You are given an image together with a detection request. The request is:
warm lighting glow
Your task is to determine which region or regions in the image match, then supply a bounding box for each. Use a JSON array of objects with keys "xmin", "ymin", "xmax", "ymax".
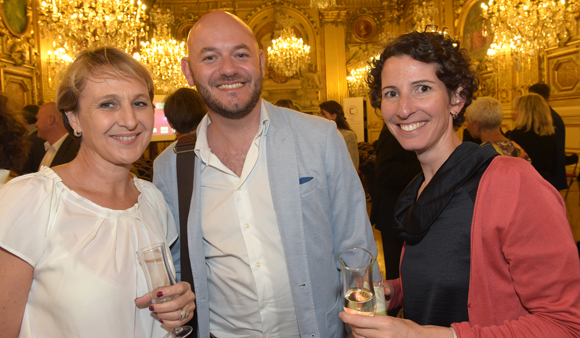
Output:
[
  {"xmin": 347, "ymin": 54, "xmax": 380, "ymax": 97},
  {"xmin": 133, "ymin": 8, "xmax": 187, "ymax": 93},
  {"xmin": 482, "ymin": 0, "xmax": 579, "ymax": 57},
  {"xmin": 38, "ymin": 0, "xmax": 149, "ymax": 88},
  {"xmin": 268, "ymin": 26, "xmax": 311, "ymax": 78},
  {"xmin": 347, "ymin": 66, "xmax": 371, "ymax": 97}
]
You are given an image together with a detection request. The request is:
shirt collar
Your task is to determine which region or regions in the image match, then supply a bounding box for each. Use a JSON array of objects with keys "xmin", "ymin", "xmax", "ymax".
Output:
[
  {"xmin": 195, "ymin": 99, "xmax": 270, "ymax": 164},
  {"xmin": 44, "ymin": 133, "xmax": 68, "ymax": 151}
]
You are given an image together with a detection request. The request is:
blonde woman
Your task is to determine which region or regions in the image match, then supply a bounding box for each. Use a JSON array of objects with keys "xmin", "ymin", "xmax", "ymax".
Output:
[
  {"xmin": 508, "ymin": 93, "xmax": 557, "ymax": 183},
  {"xmin": 465, "ymin": 96, "xmax": 530, "ymax": 162}
]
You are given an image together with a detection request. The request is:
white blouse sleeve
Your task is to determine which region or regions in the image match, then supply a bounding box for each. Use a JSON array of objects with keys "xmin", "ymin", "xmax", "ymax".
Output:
[
  {"xmin": 137, "ymin": 179, "xmax": 178, "ymax": 247},
  {"xmin": 0, "ymin": 174, "xmax": 58, "ymax": 266}
]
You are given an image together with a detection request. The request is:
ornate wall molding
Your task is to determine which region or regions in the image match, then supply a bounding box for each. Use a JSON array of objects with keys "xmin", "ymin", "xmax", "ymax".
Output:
[
  {"xmin": 245, "ymin": 1, "xmax": 319, "ymax": 34},
  {"xmin": 382, "ymin": 0, "xmax": 402, "ymax": 23},
  {"xmin": 0, "ymin": 0, "xmax": 38, "ymax": 108},
  {"xmin": 0, "ymin": 0, "xmax": 32, "ymax": 37},
  {"xmin": 320, "ymin": 10, "xmax": 349, "ymax": 27},
  {"xmin": 346, "ymin": 7, "xmax": 381, "ymax": 43},
  {"xmin": 545, "ymin": 48, "xmax": 580, "ymax": 100}
]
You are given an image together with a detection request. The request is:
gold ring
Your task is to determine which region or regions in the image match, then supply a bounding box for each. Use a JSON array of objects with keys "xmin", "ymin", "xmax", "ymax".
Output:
[{"xmin": 179, "ymin": 308, "xmax": 189, "ymax": 321}]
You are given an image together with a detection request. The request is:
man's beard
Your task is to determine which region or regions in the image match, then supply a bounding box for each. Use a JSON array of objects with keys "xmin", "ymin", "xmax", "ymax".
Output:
[{"xmin": 194, "ymin": 73, "xmax": 262, "ymax": 120}]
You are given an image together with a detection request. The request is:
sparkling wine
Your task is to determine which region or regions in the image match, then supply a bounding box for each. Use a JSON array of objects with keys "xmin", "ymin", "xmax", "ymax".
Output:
[
  {"xmin": 343, "ymin": 287, "xmax": 377, "ymax": 316},
  {"xmin": 374, "ymin": 284, "xmax": 387, "ymax": 315}
]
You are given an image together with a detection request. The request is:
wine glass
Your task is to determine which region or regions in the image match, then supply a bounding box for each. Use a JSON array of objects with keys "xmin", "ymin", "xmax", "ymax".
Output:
[
  {"xmin": 339, "ymin": 247, "xmax": 377, "ymax": 316},
  {"xmin": 137, "ymin": 242, "xmax": 193, "ymax": 338}
]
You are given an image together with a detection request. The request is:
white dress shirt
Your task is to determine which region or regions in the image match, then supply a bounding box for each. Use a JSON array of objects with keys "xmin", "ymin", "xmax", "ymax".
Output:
[
  {"xmin": 39, "ymin": 133, "xmax": 68, "ymax": 169},
  {"xmin": 195, "ymin": 105, "xmax": 299, "ymax": 338}
]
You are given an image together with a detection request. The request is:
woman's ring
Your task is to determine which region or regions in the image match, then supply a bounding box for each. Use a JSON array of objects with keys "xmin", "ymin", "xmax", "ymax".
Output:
[{"xmin": 180, "ymin": 308, "xmax": 189, "ymax": 321}]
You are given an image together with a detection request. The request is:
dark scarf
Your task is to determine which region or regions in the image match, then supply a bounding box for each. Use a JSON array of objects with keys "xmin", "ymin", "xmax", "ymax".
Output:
[{"xmin": 393, "ymin": 142, "xmax": 498, "ymax": 245}]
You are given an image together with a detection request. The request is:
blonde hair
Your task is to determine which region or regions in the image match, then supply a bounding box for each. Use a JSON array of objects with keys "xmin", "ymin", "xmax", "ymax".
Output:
[
  {"xmin": 513, "ymin": 93, "xmax": 554, "ymax": 136},
  {"xmin": 56, "ymin": 46, "xmax": 154, "ymax": 139},
  {"xmin": 465, "ymin": 96, "xmax": 503, "ymax": 130}
]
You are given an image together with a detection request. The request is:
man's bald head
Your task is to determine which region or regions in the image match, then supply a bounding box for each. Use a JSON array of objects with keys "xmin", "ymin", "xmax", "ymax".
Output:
[
  {"xmin": 36, "ymin": 102, "xmax": 67, "ymax": 143},
  {"xmin": 187, "ymin": 11, "xmax": 259, "ymax": 52},
  {"xmin": 40, "ymin": 102, "xmax": 61, "ymax": 121},
  {"xmin": 180, "ymin": 10, "xmax": 265, "ymax": 120}
]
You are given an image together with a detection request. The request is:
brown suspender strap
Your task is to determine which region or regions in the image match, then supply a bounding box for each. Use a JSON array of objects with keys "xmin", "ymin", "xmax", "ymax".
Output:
[{"xmin": 174, "ymin": 132, "xmax": 197, "ymax": 334}]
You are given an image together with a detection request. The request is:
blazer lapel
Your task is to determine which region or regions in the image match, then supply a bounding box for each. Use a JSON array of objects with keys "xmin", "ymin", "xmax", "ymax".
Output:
[{"xmin": 51, "ymin": 135, "xmax": 71, "ymax": 166}]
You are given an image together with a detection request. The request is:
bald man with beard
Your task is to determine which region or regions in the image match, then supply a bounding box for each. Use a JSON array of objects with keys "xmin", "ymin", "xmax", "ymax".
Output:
[{"xmin": 153, "ymin": 11, "xmax": 378, "ymax": 338}]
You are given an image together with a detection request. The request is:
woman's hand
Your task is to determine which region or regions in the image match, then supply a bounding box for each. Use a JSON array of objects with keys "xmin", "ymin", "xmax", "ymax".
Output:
[
  {"xmin": 339, "ymin": 312, "xmax": 455, "ymax": 338},
  {"xmin": 135, "ymin": 281, "xmax": 196, "ymax": 328}
]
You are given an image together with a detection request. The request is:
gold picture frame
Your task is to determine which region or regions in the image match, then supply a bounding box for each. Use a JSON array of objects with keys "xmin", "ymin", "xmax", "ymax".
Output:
[{"xmin": 1, "ymin": 0, "xmax": 32, "ymax": 37}]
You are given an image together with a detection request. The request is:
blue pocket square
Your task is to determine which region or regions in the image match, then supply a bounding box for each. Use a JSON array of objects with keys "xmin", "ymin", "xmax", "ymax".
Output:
[{"xmin": 299, "ymin": 177, "xmax": 313, "ymax": 184}]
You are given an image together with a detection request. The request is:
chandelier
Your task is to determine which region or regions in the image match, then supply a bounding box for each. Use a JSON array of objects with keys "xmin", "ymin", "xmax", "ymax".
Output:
[
  {"xmin": 412, "ymin": 0, "xmax": 439, "ymax": 32},
  {"xmin": 347, "ymin": 66, "xmax": 371, "ymax": 97},
  {"xmin": 267, "ymin": 16, "xmax": 311, "ymax": 78},
  {"xmin": 38, "ymin": 0, "xmax": 148, "ymax": 88},
  {"xmin": 310, "ymin": 0, "xmax": 336, "ymax": 10},
  {"xmin": 38, "ymin": 0, "xmax": 148, "ymax": 55},
  {"xmin": 46, "ymin": 47, "xmax": 73, "ymax": 88},
  {"xmin": 347, "ymin": 54, "xmax": 381, "ymax": 97},
  {"xmin": 481, "ymin": 0, "xmax": 579, "ymax": 57},
  {"xmin": 133, "ymin": 8, "xmax": 187, "ymax": 93}
]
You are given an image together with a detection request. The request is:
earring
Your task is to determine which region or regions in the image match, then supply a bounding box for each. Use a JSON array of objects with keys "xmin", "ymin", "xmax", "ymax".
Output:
[
  {"xmin": 451, "ymin": 111, "xmax": 459, "ymax": 119},
  {"xmin": 73, "ymin": 129, "xmax": 82, "ymax": 137}
]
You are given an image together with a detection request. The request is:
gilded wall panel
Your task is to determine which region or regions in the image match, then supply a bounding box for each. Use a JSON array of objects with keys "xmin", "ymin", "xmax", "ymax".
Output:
[
  {"xmin": 0, "ymin": 0, "xmax": 40, "ymax": 107},
  {"xmin": 545, "ymin": 49, "xmax": 580, "ymax": 100},
  {"xmin": 0, "ymin": 67, "xmax": 33, "ymax": 112}
]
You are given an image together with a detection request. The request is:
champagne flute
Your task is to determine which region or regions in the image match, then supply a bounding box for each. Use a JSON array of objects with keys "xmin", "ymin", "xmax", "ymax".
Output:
[
  {"xmin": 137, "ymin": 242, "xmax": 193, "ymax": 338},
  {"xmin": 339, "ymin": 247, "xmax": 377, "ymax": 316}
]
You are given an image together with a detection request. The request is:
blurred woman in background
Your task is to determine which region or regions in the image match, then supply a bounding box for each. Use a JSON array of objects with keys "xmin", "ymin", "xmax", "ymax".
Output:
[
  {"xmin": 465, "ymin": 96, "xmax": 530, "ymax": 161},
  {"xmin": 508, "ymin": 93, "xmax": 557, "ymax": 183},
  {"xmin": 319, "ymin": 100, "xmax": 359, "ymax": 169},
  {"xmin": 274, "ymin": 99, "xmax": 300, "ymax": 112}
]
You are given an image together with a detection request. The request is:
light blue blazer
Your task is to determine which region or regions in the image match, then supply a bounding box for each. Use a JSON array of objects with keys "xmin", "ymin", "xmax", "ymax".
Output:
[{"xmin": 153, "ymin": 100, "xmax": 378, "ymax": 338}]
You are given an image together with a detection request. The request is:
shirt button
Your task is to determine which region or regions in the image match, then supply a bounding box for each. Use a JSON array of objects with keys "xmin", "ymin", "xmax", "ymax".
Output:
[
  {"xmin": 263, "ymin": 301, "xmax": 268, "ymax": 307},
  {"xmin": 244, "ymin": 223, "xmax": 250, "ymax": 228},
  {"xmin": 255, "ymin": 262, "xmax": 261, "ymax": 267},
  {"xmin": 268, "ymin": 335, "xmax": 273, "ymax": 338}
]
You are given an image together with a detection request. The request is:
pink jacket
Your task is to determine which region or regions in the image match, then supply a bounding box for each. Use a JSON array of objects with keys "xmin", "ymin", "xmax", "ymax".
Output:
[{"xmin": 388, "ymin": 156, "xmax": 580, "ymax": 337}]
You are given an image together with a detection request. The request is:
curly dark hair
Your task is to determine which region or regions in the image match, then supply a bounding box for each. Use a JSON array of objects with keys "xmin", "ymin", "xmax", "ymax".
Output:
[
  {"xmin": 0, "ymin": 94, "xmax": 30, "ymax": 170},
  {"xmin": 367, "ymin": 31, "xmax": 479, "ymax": 127}
]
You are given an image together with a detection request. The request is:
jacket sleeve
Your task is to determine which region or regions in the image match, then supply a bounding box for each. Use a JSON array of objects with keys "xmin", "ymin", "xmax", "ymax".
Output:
[
  {"xmin": 153, "ymin": 144, "xmax": 182, "ymax": 281},
  {"xmin": 324, "ymin": 124, "xmax": 379, "ymax": 278},
  {"xmin": 452, "ymin": 158, "xmax": 580, "ymax": 338}
]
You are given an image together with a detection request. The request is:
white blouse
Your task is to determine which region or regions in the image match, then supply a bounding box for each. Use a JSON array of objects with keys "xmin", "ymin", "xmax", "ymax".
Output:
[{"xmin": 0, "ymin": 167, "xmax": 178, "ymax": 338}]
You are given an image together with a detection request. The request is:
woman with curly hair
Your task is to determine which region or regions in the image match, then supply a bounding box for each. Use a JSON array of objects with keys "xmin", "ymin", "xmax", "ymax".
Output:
[
  {"xmin": 0, "ymin": 94, "xmax": 29, "ymax": 187},
  {"xmin": 340, "ymin": 31, "xmax": 580, "ymax": 337}
]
